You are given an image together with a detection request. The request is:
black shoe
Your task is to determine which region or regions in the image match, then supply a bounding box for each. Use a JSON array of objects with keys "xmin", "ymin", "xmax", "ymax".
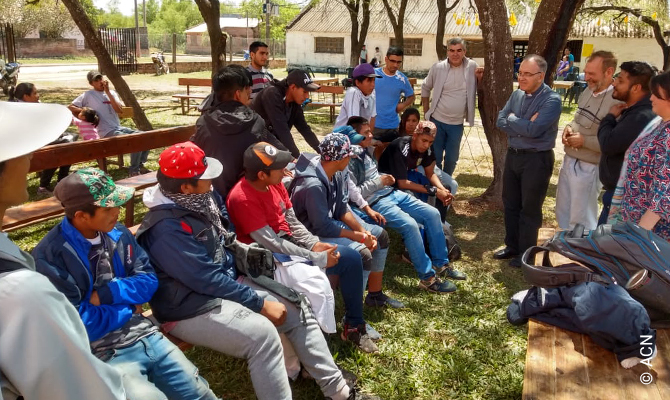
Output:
[
  {"xmin": 493, "ymin": 247, "xmax": 519, "ymax": 260},
  {"xmin": 508, "ymin": 257, "xmax": 522, "ymax": 268}
]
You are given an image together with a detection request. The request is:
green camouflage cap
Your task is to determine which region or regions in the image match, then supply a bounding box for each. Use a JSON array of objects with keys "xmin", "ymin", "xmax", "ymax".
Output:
[{"xmin": 54, "ymin": 168, "xmax": 134, "ymax": 209}]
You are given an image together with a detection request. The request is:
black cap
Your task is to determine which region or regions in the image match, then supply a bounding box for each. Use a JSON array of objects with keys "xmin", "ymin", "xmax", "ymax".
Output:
[
  {"xmin": 286, "ymin": 70, "xmax": 320, "ymax": 92},
  {"xmin": 243, "ymin": 142, "xmax": 293, "ymax": 175}
]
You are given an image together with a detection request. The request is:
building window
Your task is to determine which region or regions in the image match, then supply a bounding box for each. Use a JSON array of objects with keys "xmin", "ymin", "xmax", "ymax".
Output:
[
  {"xmin": 513, "ymin": 41, "xmax": 528, "ymax": 58},
  {"xmin": 315, "ymin": 37, "xmax": 344, "ymax": 54},
  {"xmin": 390, "ymin": 38, "xmax": 422, "ymax": 56},
  {"xmin": 465, "ymin": 40, "xmax": 485, "ymax": 58}
]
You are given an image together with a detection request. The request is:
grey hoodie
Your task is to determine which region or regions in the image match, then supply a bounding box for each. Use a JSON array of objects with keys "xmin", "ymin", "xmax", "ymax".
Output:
[{"xmin": 289, "ymin": 153, "xmax": 351, "ymax": 238}]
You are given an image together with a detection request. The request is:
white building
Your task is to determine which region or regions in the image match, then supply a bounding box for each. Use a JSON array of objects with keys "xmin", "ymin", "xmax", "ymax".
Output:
[{"xmin": 286, "ymin": 0, "xmax": 663, "ymax": 73}]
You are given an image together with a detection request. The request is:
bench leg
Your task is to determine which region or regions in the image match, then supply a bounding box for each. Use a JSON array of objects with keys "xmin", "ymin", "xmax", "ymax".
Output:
[
  {"xmin": 97, "ymin": 158, "xmax": 108, "ymax": 173},
  {"xmin": 117, "ymin": 155, "xmax": 124, "ymax": 168},
  {"xmin": 330, "ymin": 106, "xmax": 335, "ymax": 123},
  {"xmin": 125, "ymin": 197, "xmax": 135, "ymax": 227},
  {"xmin": 181, "ymin": 98, "xmax": 187, "ymax": 115}
]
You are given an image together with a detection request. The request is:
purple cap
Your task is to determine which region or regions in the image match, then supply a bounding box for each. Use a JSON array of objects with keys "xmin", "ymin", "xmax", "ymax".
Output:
[{"xmin": 352, "ymin": 63, "xmax": 382, "ymax": 79}]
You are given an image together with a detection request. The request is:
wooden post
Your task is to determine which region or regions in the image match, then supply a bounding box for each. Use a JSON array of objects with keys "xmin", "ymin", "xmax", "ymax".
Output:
[{"xmin": 172, "ymin": 33, "xmax": 177, "ymax": 72}]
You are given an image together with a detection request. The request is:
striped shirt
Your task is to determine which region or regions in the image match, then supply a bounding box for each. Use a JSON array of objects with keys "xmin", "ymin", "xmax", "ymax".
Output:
[
  {"xmin": 247, "ymin": 65, "xmax": 273, "ymax": 99},
  {"xmin": 73, "ymin": 116, "xmax": 99, "ymax": 140}
]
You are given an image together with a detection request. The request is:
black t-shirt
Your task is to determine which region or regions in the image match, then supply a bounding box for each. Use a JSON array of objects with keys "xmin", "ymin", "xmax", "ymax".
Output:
[{"xmin": 378, "ymin": 136, "xmax": 435, "ymax": 181}]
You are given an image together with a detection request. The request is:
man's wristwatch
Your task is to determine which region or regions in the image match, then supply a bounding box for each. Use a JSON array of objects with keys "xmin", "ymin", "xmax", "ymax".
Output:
[{"xmin": 424, "ymin": 184, "xmax": 437, "ymax": 196}]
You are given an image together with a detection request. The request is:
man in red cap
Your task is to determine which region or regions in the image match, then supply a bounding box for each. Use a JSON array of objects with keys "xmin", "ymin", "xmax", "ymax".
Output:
[{"xmin": 138, "ymin": 142, "xmax": 376, "ymax": 400}]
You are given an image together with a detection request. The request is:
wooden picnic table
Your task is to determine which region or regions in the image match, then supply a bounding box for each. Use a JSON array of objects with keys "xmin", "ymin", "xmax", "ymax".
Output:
[
  {"xmin": 552, "ymin": 80, "xmax": 575, "ymax": 90},
  {"xmin": 523, "ymin": 228, "xmax": 670, "ymax": 400},
  {"xmin": 313, "ymin": 77, "xmax": 339, "ymax": 85}
]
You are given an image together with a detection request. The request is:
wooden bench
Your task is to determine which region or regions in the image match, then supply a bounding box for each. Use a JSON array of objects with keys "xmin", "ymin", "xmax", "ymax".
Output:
[
  {"xmin": 3, "ymin": 126, "xmax": 195, "ymax": 233},
  {"xmin": 306, "ymin": 85, "xmax": 345, "ymax": 122},
  {"xmin": 523, "ymin": 228, "xmax": 670, "ymax": 399},
  {"xmin": 172, "ymin": 78, "xmax": 211, "ymax": 115}
]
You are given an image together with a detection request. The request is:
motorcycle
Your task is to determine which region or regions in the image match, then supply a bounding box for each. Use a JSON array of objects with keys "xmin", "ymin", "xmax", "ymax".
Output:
[
  {"xmin": 0, "ymin": 59, "xmax": 20, "ymax": 96},
  {"xmin": 151, "ymin": 51, "xmax": 169, "ymax": 76}
]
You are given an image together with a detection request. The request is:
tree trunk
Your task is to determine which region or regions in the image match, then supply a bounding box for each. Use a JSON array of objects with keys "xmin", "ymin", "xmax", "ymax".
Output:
[
  {"xmin": 60, "ymin": 0, "xmax": 153, "ymax": 131},
  {"xmin": 194, "ymin": 0, "xmax": 226, "ymax": 74},
  {"xmin": 381, "ymin": 0, "xmax": 408, "ymax": 49},
  {"xmin": 527, "ymin": 0, "xmax": 586, "ymax": 86},
  {"xmin": 435, "ymin": 0, "xmax": 461, "ymax": 60},
  {"xmin": 344, "ymin": 0, "xmax": 371, "ymax": 67},
  {"xmin": 472, "ymin": 0, "xmax": 514, "ymax": 209}
]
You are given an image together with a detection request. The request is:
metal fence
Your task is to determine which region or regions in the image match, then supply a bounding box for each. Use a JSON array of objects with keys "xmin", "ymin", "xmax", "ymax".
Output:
[
  {"xmin": 99, "ymin": 27, "xmax": 138, "ymax": 74},
  {"xmin": 0, "ymin": 24, "xmax": 17, "ymax": 63}
]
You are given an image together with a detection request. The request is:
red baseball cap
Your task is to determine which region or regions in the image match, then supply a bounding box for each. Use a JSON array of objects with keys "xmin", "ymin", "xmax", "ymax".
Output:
[{"xmin": 158, "ymin": 142, "xmax": 223, "ymax": 179}]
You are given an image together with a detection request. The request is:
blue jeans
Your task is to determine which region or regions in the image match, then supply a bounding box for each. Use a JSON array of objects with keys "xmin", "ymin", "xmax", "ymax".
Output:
[
  {"xmin": 322, "ymin": 244, "xmax": 365, "ymax": 327},
  {"xmin": 363, "ymin": 191, "xmax": 448, "ymax": 280},
  {"xmin": 321, "ymin": 215, "xmax": 388, "ymax": 292},
  {"xmin": 104, "ymin": 332, "xmax": 218, "ymax": 400},
  {"xmin": 109, "ymin": 127, "xmax": 149, "ymax": 174},
  {"xmin": 416, "ymin": 165, "xmax": 459, "ymax": 194},
  {"xmin": 431, "ymin": 118, "xmax": 464, "ymax": 175},
  {"xmin": 598, "ymin": 189, "xmax": 614, "ymax": 226}
]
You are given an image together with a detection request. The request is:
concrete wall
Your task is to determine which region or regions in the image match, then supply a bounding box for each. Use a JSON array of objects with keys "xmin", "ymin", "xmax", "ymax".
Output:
[
  {"xmin": 287, "ymin": 31, "xmax": 484, "ymax": 74},
  {"xmin": 574, "ymin": 37, "xmax": 663, "ymax": 71},
  {"xmin": 135, "ymin": 58, "xmax": 286, "ymax": 74},
  {"xmin": 16, "ymin": 38, "xmax": 88, "ymax": 58}
]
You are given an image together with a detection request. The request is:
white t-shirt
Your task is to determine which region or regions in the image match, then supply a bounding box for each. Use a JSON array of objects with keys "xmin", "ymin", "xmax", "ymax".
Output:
[
  {"xmin": 72, "ymin": 90, "xmax": 124, "ymax": 137},
  {"xmin": 334, "ymin": 87, "xmax": 376, "ymax": 129},
  {"xmin": 432, "ymin": 64, "xmax": 468, "ymax": 125}
]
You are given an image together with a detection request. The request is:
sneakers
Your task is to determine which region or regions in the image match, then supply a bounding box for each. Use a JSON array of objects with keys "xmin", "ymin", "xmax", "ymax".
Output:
[
  {"xmin": 347, "ymin": 387, "xmax": 381, "ymax": 400},
  {"xmin": 364, "ymin": 292, "xmax": 406, "ymax": 309},
  {"xmin": 341, "ymin": 323, "xmax": 379, "ymax": 353},
  {"xmin": 418, "ymin": 276, "xmax": 457, "ymax": 293},
  {"xmin": 433, "ymin": 264, "xmax": 467, "ymax": 280},
  {"xmin": 37, "ymin": 187, "xmax": 53, "ymax": 197},
  {"xmin": 128, "ymin": 170, "xmax": 141, "ymax": 177},
  {"xmin": 139, "ymin": 166, "xmax": 151, "ymax": 174},
  {"xmin": 365, "ymin": 323, "xmax": 382, "ymax": 341}
]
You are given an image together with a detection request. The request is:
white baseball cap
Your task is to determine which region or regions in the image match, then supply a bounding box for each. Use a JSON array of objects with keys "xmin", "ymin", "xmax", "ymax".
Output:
[{"xmin": 0, "ymin": 102, "xmax": 73, "ymax": 163}]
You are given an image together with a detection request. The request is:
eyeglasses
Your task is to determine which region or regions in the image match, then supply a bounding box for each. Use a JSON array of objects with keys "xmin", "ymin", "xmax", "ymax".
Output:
[{"xmin": 518, "ymin": 71, "xmax": 542, "ymax": 78}]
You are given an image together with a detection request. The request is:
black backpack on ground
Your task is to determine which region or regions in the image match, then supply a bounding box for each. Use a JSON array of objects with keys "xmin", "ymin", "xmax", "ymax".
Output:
[{"xmin": 521, "ymin": 222, "xmax": 670, "ymax": 326}]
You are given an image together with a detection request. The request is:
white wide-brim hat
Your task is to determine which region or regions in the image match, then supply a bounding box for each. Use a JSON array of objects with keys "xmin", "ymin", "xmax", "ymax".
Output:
[{"xmin": 0, "ymin": 102, "xmax": 72, "ymax": 163}]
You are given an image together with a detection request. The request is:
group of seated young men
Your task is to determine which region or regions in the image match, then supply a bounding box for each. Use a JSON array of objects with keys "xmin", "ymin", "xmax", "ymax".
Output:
[{"xmin": 0, "ymin": 61, "xmax": 467, "ymax": 400}]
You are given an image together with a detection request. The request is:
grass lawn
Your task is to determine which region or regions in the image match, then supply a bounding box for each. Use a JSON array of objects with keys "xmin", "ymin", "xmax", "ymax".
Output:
[{"xmin": 7, "ymin": 77, "xmax": 577, "ymax": 400}]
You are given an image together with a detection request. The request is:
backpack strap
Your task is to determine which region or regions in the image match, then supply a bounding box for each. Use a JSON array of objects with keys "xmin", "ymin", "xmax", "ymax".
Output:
[{"xmin": 521, "ymin": 246, "xmax": 611, "ymax": 288}]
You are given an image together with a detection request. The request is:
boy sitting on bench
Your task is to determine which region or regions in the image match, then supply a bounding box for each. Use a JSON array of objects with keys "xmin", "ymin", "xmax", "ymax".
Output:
[
  {"xmin": 137, "ymin": 142, "xmax": 373, "ymax": 400},
  {"xmin": 227, "ymin": 142, "xmax": 376, "ymax": 350},
  {"xmin": 340, "ymin": 118, "xmax": 465, "ymax": 293},
  {"xmin": 32, "ymin": 168, "xmax": 219, "ymax": 400}
]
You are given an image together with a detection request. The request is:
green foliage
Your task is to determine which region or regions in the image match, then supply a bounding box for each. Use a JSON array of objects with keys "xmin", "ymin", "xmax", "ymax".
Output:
[
  {"xmin": 145, "ymin": 0, "xmax": 161, "ymax": 24},
  {"xmin": 7, "ymin": 0, "xmax": 79, "ymax": 37},
  {"xmin": 238, "ymin": 0, "xmax": 301, "ymax": 39},
  {"xmin": 149, "ymin": 0, "xmax": 203, "ymax": 35},
  {"xmin": 99, "ymin": 0, "xmax": 136, "ymax": 28}
]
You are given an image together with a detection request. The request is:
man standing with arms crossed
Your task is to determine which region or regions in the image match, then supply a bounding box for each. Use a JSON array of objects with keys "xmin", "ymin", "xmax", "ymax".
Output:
[
  {"xmin": 421, "ymin": 37, "xmax": 482, "ymax": 175},
  {"xmin": 494, "ymin": 55, "xmax": 562, "ymax": 267},
  {"xmin": 373, "ymin": 46, "xmax": 415, "ymax": 153},
  {"xmin": 555, "ymin": 51, "xmax": 620, "ymax": 230}
]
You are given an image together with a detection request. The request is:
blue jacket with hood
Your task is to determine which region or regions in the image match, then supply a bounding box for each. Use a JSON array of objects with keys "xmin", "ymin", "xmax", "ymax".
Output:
[
  {"xmin": 136, "ymin": 185, "xmax": 264, "ymax": 323},
  {"xmin": 32, "ymin": 217, "xmax": 158, "ymax": 342},
  {"xmin": 289, "ymin": 153, "xmax": 351, "ymax": 238}
]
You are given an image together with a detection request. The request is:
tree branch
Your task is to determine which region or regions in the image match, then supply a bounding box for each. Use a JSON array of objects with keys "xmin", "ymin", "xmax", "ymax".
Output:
[{"xmin": 580, "ymin": 5, "xmax": 667, "ymax": 50}]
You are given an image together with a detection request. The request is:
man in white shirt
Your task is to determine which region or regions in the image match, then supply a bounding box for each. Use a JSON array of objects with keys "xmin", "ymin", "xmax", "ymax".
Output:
[
  {"xmin": 421, "ymin": 38, "xmax": 482, "ymax": 175},
  {"xmin": 68, "ymin": 71, "xmax": 149, "ymax": 177}
]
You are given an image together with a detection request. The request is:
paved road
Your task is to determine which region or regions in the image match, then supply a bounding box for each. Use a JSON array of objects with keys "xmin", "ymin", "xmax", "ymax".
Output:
[{"xmin": 19, "ymin": 63, "xmax": 99, "ymax": 83}]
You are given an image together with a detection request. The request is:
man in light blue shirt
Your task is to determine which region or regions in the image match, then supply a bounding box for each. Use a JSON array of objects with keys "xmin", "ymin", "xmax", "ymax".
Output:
[{"xmin": 373, "ymin": 46, "xmax": 415, "ymax": 146}]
